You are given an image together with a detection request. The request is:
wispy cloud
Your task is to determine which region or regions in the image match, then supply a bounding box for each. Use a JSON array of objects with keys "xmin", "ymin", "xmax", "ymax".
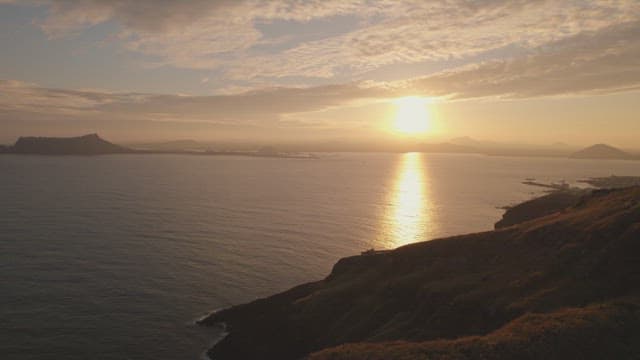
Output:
[
  {"xmin": 407, "ymin": 21, "xmax": 640, "ymax": 99},
  {"xmin": 7, "ymin": 0, "xmax": 639, "ymax": 85},
  {"xmin": 0, "ymin": 79, "xmax": 394, "ymax": 124},
  {"xmin": 3, "ymin": 16, "xmax": 640, "ymax": 127}
]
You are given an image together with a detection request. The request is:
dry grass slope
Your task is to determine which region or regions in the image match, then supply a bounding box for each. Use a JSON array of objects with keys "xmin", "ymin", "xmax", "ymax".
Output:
[
  {"xmin": 311, "ymin": 298, "xmax": 640, "ymax": 359},
  {"xmin": 200, "ymin": 187, "xmax": 640, "ymax": 360}
]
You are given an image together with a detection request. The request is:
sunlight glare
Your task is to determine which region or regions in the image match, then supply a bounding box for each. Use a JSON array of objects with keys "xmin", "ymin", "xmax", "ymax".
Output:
[
  {"xmin": 378, "ymin": 152, "xmax": 435, "ymax": 248},
  {"xmin": 393, "ymin": 96, "xmax": 431, "ymax": 134}
]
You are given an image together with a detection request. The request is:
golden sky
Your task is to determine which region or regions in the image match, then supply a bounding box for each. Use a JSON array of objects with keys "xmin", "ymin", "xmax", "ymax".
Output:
[{"xmin": 1, "ymin": 1, "xmax": 639, "ymax": 148}]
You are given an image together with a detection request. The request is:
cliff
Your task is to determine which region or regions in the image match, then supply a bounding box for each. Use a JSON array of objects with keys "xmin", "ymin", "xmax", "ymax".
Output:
[
  {"xmin": 8, "ymin": 134, "xmax": 130, "ymax": 155},
  {"xmin": 199, "ymin": 187, "xmax": 640, "ymax": 359}
]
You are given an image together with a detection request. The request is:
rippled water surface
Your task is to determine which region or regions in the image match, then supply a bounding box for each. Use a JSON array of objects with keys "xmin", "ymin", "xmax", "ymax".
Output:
[{"xmin": 2, "ymin": 153, "xmax": 639, "ymax": 359}]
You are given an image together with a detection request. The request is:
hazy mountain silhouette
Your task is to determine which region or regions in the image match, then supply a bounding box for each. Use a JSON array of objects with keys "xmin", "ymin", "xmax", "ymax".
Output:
[
  {"xmin": 449, "ymin": 137, "xmax": 578, "ymax": 158},
  {"xmin": 129, "ymin": 139, "xmax": 205, "ymax": 152},
  {"xmin": 571, "ymin": 144, "xmax": 633, "ymax": 160},
  {"xmin": 418, "ymin": 142, "xmax": 478, "ymax": 154},
  {"xmin": 200, "ymin": 187, "xmax": 640, "ymax": 360},
  {"xmin": 449, "ymin": 136, "xmax": 493, "ymax": 148},
  {"xmin": 8, "ymin": 134, "xmax": 130, "ymax": 155}
]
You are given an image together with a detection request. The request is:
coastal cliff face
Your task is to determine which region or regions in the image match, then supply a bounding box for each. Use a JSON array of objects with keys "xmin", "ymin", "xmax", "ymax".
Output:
[
  {"xmin": 9, "ymin": 134, "xmax": 130, "ymax": 155},
  {"xmin": 200, "ymin": 187, "xmax": 640, "ymax": 359}
]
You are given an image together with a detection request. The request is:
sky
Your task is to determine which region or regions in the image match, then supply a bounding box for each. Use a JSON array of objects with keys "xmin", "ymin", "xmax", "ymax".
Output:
[{"xmin": 1, "ymin": 0, "xmax": 639, "ymax": 148}]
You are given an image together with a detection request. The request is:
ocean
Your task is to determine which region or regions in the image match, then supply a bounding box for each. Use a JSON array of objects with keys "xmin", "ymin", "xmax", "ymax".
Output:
[{"xmin": 2, "ymin": 152, "xmax": 639, "ymax": 359}]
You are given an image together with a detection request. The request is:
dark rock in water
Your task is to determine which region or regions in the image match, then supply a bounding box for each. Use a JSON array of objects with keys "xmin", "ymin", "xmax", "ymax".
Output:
[
  {"xmin": 200, "ymin": 187, "xmax": 640, "ymax": 360},
  {"xmin": 494, "ymin": 189, "xmax": 588, "ymax": 229},
  {"xmin": 570, "ymin": 144, "xmax": 633, "ymax": 160},
  {"xmin": 9, "ymin": 134, "xmax": 130, "ymax": 155}
]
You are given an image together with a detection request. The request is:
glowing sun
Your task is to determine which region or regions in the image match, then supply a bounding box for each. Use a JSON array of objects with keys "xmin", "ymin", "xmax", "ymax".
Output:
[{"xmin": 393, "ymin": 96, "xmax": 431, "ymax": 134}]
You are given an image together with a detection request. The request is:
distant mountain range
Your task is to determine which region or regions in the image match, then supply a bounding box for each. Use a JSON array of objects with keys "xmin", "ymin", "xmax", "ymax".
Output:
[
  {"xmin": 129, "ymin": 139, "xmax": 206, "ymax": 152},
  {"xmin": 418, "ymin": 142, "xmax": 478, "ymax": 154},
  {"xmin": 0, "ymin": 134, "xmax": 637, "ymax": 160}
]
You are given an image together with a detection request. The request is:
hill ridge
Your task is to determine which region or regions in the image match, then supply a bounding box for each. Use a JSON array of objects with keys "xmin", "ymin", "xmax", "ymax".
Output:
[{"xmin": 199, "ymin": 187, "xmax": 640, "ymax": 359}]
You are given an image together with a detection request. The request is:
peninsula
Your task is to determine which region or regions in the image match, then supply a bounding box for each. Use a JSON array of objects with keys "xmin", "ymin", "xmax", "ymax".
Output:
[{"xmin": 199, "ymin": 186, "xmax": 640, "ymax": 359}]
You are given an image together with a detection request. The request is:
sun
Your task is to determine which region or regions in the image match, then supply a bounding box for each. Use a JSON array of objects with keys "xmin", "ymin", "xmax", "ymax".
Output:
[{"xmin": 393, "ymin": 96, "xmax": 431, "ymax": 134}]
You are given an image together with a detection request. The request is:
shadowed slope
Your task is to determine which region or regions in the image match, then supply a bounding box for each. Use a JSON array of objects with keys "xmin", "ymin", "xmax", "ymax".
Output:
[
  {"xmin": 311, "ymin": 298, "xmax": 640, "ymax": 360},
  {"xmin": 200, "ymin": 187, "xmax": 640, "ymax": 359},
  {"xmin": 494, "ymin": 189, "xmax": 588, "ymax": 229}
]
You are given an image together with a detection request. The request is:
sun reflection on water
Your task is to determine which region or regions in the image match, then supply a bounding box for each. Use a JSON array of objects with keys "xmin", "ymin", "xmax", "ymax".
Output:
[{"xmin": 380, "ymin": 152, "xmax": 434, "ymax": 248}]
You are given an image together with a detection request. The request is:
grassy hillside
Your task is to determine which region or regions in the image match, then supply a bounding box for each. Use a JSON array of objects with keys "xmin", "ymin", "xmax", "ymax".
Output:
[
  {"xmin": 311, "ymin": 298, "xmax": 640, "ymax": 359},
  {"xmin": 200, "ymin": 187, "xmax": 640, "ymax": 359}
]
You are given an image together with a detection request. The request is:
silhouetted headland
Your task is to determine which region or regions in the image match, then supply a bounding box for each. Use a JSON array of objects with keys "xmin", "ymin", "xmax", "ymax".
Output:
[{"xmin": 199, "ymin": 186, "xmax": 640, "ymax": 359}]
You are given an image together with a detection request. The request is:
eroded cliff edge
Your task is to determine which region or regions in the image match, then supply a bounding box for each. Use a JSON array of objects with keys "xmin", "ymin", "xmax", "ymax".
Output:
[{"xmin": 199, "ymin": 187, "xmax": 640, "ymax": 359}]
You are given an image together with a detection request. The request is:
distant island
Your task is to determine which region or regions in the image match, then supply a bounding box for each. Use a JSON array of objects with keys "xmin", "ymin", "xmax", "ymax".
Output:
[
  {"xmin": 570, "ymin": 143, "xmax": 634, "ymax": 160},
  {"xmin": 198, "ymin": 185, "xmax": 640, "ymax": 359},
  {"xmin": 0, "ymin": 134, "xmax": 315, "ymax": 159},
  {"xmin": 1, "ymin": 134, "xmax": 130, "ymax": 155}
]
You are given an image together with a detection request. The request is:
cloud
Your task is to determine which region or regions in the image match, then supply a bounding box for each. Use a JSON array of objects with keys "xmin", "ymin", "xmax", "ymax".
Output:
[
  {"xmin": 0, "ymin": 79, "xmax": 138, "ymax": 114},
  {"xmin": 406, "ymin": 20, "xmax": 640, "ymax": 99},
  {"xmin": 3, "ymin": 17, "xmax": 640, "ymax": 130},
  {"xmin": 2, "ymin": 9, "xmax": 640, "ymax": 138},
  {"xmin": 8, "ymin": 0, "xmax": 639, "ymax": 83},
  {"xmin": 2, "ymin": 1, "xmax": 639, "ymax": 146},
  {"xmin": 227, "ymin": 0, "xmax": 640, "ymax": 80},
  {"xmin": 0, "ymin": 77, "xmax": 395, "ymax": 142},
  {"xmin": 0, "ymin": 79, "xmax": 395, "ymax": 125},
  {"xmin": 25, "ymin": 0, "xmax": 370, "ymax": 70}
]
